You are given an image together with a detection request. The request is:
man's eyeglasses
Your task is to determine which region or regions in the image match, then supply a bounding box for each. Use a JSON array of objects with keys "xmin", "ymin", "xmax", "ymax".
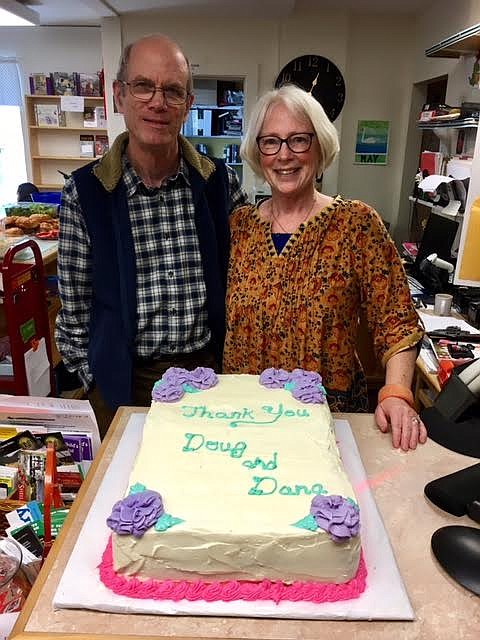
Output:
[
  {"xmin": 121, "ymin": 80, "xmax": 189, "ymax": 105},
  {"xmin": 256, "ymin": 133, "xmax": 315, "ymax": 155}
]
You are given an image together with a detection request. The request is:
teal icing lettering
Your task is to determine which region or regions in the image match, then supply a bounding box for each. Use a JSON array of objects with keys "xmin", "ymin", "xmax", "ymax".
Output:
[
  {"xmin": 182, "ymin": 432, "xmax": 204, "ymax": 452},
  {"xmin": 248, "ymin": 475, "xmax": 277, "ymax": 496},
  {"xmin": 182, "ymin": 432, "xmax": 246, "ymax": 459},
  {"xmin": 181, "ymin": 405, "xmax": 198, "ymax": 418},
  {"xmin": 284, "ymin": 409, "xmax": 295, "ymax": 417},
  {"xmin": 311, "ymin": 483, "xmax": 328, "ymax": 495},
  {"xmin": 242, "ymin": 451, "xmax": 278, "ymax": 470},
  {"xmin": 180, "ymin": 405, "xmax": 215, "ymax": 418},
  {"xmin": 297, "ymin": 408, "xmax": 310, "ymax": 417},
  {"xmin": 230, "ymin": 404, "xmax": 283, "ymax": 428},
  {"xmin": 262, "ymin": 403, "xmax": 282, "ymax": 416},
  {"xmin": 279, "ymin": 482, "xmax": 325, "ymax": 496},
  {"xmin": 197, "ymin": 405, "xmax": 214, "ymax": 418},
  {"xmin": 230, "ymin": 441, "xmax": 247, "ymax": 458}
]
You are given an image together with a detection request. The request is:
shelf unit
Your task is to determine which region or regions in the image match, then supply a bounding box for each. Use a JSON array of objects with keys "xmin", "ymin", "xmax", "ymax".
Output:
[
  {"xmin": 25, "ymin": 95, "xmax": 107, "ymax": 191},
  {"xmin": 417, "ymin": 119, "xmax": 478, "ymax": 164},
  {"xmin": 184, "ymin": 77, "xmax": 244, "ymax": 176},
  {"xmin": 425, "ymin": 23, "xmax": 480, "ymax": 58},
  {"xmin": 0, "ymin": 240, "xmax": 55, "ymax": 396}
]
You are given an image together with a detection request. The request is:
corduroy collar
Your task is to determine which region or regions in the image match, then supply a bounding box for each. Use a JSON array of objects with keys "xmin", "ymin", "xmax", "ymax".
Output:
[{"xmin": 93, "ymin": 131, "xmax": 217, "ymax": 192}]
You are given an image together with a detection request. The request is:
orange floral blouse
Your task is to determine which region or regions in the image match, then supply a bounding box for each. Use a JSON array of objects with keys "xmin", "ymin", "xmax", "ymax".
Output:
[{"xmin": 223, "ymin": 196, "xmax": 424, "ymax": 412}]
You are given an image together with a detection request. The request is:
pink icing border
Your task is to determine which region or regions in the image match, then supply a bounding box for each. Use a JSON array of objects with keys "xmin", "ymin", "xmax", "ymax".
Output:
[{"xmin": 99, "ymin": 537, "xmax": 367, "ymax": 604}]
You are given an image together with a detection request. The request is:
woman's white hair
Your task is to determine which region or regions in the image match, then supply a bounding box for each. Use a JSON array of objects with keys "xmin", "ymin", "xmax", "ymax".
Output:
[{"xmin": 240, "ymin": 84, "xmax": 340, "ymax": 180}]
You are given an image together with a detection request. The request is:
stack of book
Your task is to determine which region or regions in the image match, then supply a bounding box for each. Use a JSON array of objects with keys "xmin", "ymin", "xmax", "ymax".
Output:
[{"xmin": 29, "ymin": 71, "xmax": 104, "ymax": 97}]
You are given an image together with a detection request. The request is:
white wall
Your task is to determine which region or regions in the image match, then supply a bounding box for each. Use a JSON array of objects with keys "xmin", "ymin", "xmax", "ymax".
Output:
[
  {"xmin": 0, "ymin": 26, "xmax": 102, "ymax": 95},
  {"xmin": 0, "ymin": 26, "xmax": 102, "ymax": 181},
  {"xmin": 113, "ymin": 6, "xmax": 417, "ymax": 229},
  {"xmin": 338, "ymin": 12, "xmax": 415, "ymax": 231},
  {"xmin": 4, "ymin": 3, "xmax": 480, "ymax": 239}
]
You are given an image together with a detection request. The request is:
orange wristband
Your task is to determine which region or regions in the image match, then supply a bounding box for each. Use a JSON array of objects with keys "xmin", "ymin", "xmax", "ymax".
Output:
[{"xmin": 378, "ymin": 384, "xmax": 415, "ymax": 408}]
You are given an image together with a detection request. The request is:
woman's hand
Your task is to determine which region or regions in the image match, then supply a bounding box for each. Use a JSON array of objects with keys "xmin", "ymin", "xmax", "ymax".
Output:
[{"xmin": 375, "ymin": 396, "xmax": 427, "ymax": 451}]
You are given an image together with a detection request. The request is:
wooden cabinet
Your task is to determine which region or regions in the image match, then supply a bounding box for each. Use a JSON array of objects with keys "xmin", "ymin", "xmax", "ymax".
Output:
[{"xmin": 25, "ymin": 95, "xmax": 107, "ymax": 191}]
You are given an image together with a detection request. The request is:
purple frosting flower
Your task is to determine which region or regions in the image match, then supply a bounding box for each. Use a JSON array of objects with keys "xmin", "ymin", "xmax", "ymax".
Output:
[
  {"xmin": 152, "ymin": 381, "xmax": 184, "ymax": 402},
  {"xmin": 187, "ymin": 367, "xmax": 218, "ymax": 390},
  {"xmin": 290, "ymin": 368, "xmax": 323, "ymax": 386},
  {"xmin": 310, "ymin": 495, "xmax": 360, "ymax": 543},
  {"xmin": 291, "ymin": 381, "xmax": 326, "ymax": 404},
  {"xmin": 107, "ymin": 490, "xmax": 164, "ymax": 538},
  {"xmin": 161, "ymin": 367, "xmax": 191, "ymax": 386},
  {"xmin": 259, "ymin": 368, "xmax": 291, "ymax": 388}
]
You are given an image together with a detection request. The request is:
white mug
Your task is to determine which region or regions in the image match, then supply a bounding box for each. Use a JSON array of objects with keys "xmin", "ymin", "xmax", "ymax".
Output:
[{"xmin": 434, "ymin": 293, "xmax": 453, "ymax": 316}]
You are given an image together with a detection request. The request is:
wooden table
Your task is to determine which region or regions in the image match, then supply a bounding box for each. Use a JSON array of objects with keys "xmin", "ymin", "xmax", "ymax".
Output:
[{"xmin": 10, "ymin": 409, "xmax": 480, "ymax": 640}]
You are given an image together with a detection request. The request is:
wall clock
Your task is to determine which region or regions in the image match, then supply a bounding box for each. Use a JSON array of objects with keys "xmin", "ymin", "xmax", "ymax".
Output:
[{"xmin": 274, "ymin": 55, "xmax": 345, "ymax": 122}]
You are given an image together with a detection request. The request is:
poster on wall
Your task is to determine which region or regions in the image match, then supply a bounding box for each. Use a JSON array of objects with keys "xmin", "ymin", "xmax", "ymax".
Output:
[
  {"xmin": 454, "ymin": 195, "xmax": 480, "ymax": 286},
  {"xmin": 354, "ymin": 120, "xmax": 389, "ymax": 165}
]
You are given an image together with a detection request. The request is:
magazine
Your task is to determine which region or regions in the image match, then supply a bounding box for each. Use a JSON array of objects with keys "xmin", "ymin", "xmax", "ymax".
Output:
[
  {"xmin": 77, "ymin": 72, "xmax": 102, "ymax": 97},
  {"xmin": 34, "ymin": 103, "xmax": 60, "ymax": 127},
  {"xmin": 52, "ymin": 72, "xmax": 76, "ymax": 96}
]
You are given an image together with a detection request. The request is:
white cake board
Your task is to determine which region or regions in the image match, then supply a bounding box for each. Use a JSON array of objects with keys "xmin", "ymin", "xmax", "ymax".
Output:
[{"xmin": 53, "ymin": 415, "xmax": 414, "ymax": 620}]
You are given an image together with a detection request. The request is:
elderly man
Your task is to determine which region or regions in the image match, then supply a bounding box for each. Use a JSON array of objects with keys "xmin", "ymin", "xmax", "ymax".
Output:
[{"xmin": 56, "ymin": 34, "xmax": 247, "ymax": 436}]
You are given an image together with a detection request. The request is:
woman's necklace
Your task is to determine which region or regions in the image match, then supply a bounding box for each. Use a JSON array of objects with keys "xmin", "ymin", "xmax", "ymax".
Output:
[{"xmin": 270, "ymin": 197, "xmax": 318, "ymax": 233}]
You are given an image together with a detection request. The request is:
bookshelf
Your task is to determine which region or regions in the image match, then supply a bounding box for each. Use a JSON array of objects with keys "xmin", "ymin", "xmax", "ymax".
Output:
[
  {"xmin": 183, "ymin": 77, "xmax": 244, "ymax": 178},
  {"xmin": 25, "ymin": 95, "xmax": 107, "ymax": 191}
]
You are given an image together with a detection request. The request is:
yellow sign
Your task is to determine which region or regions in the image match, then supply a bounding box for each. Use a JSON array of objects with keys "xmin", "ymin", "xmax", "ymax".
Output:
[{"xmin": 459, "ymin": 197, "xmax": 480, "ymax": 281}]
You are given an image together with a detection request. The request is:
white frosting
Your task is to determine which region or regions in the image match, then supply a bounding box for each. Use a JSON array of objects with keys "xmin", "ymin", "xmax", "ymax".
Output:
[{"xmin": 112, "ymin": 375, "xmax": 361, "ymax": 583}]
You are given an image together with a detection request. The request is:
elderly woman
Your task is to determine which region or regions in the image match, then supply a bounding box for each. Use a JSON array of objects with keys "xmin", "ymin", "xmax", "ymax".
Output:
[{"xmin": 223, "ymin": 84, "xmax": 426, "ymax": 451}]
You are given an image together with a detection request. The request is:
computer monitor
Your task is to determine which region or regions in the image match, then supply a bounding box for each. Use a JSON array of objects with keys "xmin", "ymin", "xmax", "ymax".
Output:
[{"xmin": 414, "ymin": 211, "xmax": 459, "ymax": 275}]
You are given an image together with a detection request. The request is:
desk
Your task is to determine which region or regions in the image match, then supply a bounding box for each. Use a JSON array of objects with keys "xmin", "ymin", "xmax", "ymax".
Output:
[
  {"xmin": 10, "ymin": 409, "xmax": 479, "ymax": 640},
  {"xmin": 414, "ymin": 357, "xmax": 441, "ymax": 410}
]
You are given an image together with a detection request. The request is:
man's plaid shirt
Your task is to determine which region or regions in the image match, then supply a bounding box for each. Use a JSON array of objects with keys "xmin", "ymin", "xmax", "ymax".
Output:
[{"xmin": 55, "ymin": 154, "xmax": 247, "ymax": 389}]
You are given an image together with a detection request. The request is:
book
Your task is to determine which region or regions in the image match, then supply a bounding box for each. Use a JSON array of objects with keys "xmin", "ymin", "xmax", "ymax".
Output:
[
  {"xmin": 94, "ymin": 105, "xmax": 106, "ymax": 128},
  {"xmin": 83, "ymin": 105, "xmax": 96, "ymax": 127},
  {"xmin": 76, "ymin": 72, "xmax": 102, "ymax": 97},
  {"xmin": 79, "ymin": 134, "xmax": 95, "ymax": 157},
  {"xmin": 52, "ymin": 71, "xmax": 77, "ymax": 96},
  {"xmin": 83, "ymin": 105, "xmax": 106, "ymax": 128},
  {"xmin": 34, "ymin": 103, "xmax": 60, "ymax": 127},
  {"xmin": 94, "ymin": 135, "xmax": 109, "ymax": 157},
  {"xmin": 420, "ymin": 150, "xmax": 442, "ymax": 177},
  {"xmin": 29, "ymin": 73, "xmax": 52, "ymax": 96}
]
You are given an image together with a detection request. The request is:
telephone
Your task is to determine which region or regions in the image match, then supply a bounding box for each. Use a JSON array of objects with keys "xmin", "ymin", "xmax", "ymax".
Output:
[{"xmin": 421, "ymin": 358, "xmax": 480, "ymax": 458}]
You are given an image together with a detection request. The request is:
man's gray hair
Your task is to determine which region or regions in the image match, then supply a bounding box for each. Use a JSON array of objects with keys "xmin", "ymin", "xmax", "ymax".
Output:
[{"xmin": 115, "ymin": 34, "xmax": 193, "ymax": 94}]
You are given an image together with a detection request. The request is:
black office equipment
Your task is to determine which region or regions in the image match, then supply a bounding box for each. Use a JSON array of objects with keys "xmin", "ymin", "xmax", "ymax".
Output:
[
  {"xmin": 413, "ymin": 212, "xmax": 459, "ymax": 291},
  {"xmin": 421, "ymin": 359, "xmax": 480, "ymax": 457},
  {"xmin": 431, "ymin": 526, "xmax": 480, "ymax": 596}
]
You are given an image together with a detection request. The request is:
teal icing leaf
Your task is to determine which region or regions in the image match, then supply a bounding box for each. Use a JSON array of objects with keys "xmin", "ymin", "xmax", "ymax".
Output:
[
  {"xmin": 292, "ymin": 514, "xmax": 318, "ymax": 531},
  {"xmin": 182, "ymin": 383, "xmax": 201, "ymax": 394},
  {"xmin": 155, "ymin": 513, "xmax": 184, "ymax": 532},
  {"xmin": 283, "ymin": 381, "xmax": 295, "ymax": 392},
  {"xmin": 347, "ymin": 496, "xmax": 358, "ymax": 507},
  {"xmin": 129, "ymin": 483, "xmax": 147, "ymax": 494}
]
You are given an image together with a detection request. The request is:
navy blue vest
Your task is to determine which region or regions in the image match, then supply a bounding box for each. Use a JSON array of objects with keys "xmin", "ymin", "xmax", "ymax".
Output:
[{"xmin": 72, "ymin": 156, "xmax": 230, "ymax": 409}]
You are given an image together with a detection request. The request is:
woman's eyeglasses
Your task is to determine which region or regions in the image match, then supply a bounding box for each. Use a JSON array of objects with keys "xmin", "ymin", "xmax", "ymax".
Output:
[
  {"xmin": 121, "ymin": 80, "xmax": 189, "ymax": 105},
  {"xmin": 256, "ymin": 133, "xmax": 315, "ymax": 155}
]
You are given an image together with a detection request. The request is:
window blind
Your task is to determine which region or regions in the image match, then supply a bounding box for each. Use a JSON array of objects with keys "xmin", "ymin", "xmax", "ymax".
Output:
[{"xmin": 0, "ymin": 58, "xmax": 23, "ymax": 107}]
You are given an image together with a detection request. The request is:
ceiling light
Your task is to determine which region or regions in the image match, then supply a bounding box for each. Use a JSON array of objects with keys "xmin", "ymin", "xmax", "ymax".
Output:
[{"xmin": 0, "ymin": 1, "xmax": 40, "ymax": 26}]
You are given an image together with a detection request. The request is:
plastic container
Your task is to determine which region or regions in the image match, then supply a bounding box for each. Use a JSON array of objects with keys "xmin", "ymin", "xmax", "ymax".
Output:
[
  {"xmin": 0, "ymin": 538, "xmax": 31, "ymax": 613},
  {"xmin": 32, "ymin": 191, "xmax": 62, "ymax": 206},
  {"xmin": 4, "ymin": 201, "xmax": 58, "ymax": 218}
]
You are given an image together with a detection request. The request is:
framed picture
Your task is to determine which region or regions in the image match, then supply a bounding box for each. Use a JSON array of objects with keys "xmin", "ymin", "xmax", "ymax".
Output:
[{"xmin": 354, "ymin": 120, "xmax": 390, "ymax": 165}]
